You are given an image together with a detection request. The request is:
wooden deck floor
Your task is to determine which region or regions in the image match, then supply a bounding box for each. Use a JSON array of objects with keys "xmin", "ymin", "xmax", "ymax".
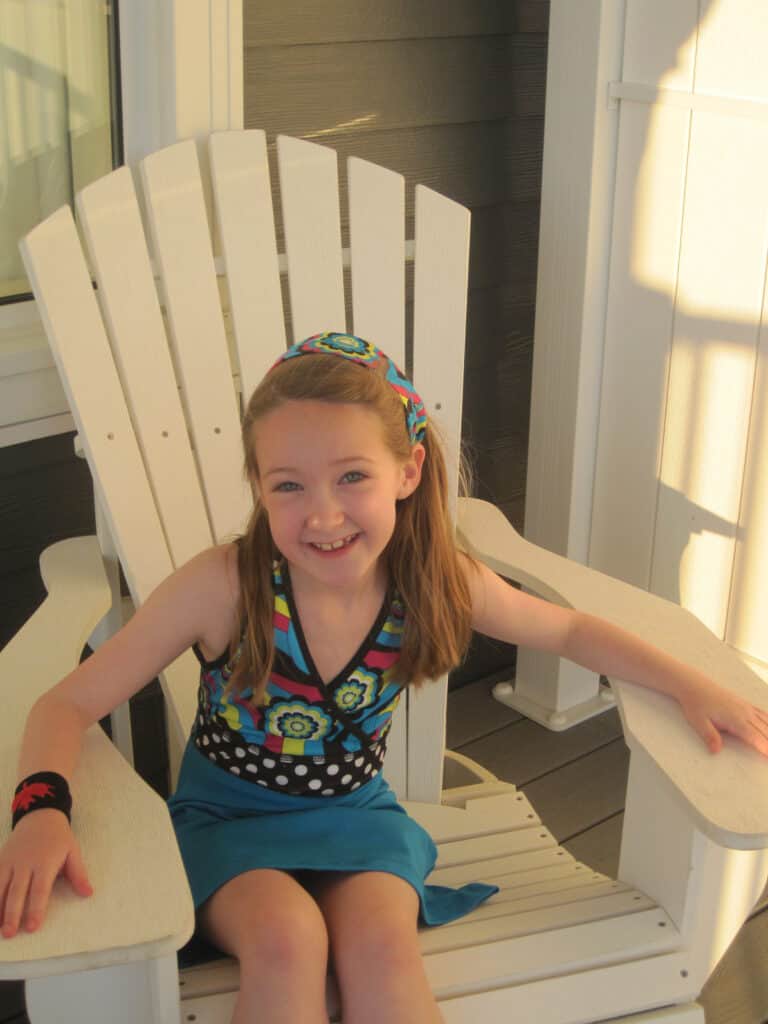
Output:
[{"xmin": 1, "ymin": 677, "xmax": 766, "ymax": 1023}]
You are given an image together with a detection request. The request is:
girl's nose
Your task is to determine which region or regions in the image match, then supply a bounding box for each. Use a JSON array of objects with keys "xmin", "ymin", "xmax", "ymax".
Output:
[{"xmin": 306, "ymin": 493, "xmax": 345, "ymax": 531}]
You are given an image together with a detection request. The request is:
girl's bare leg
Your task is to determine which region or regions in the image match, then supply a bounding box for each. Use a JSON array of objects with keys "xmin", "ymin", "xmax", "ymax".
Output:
[
  {"xmin": 198, "ymin": 868, "xmax": 330, "ymax": 1024},
  {"xmin": 310, "ymin": 870, "xmax": 444, "ymax": 1024}
]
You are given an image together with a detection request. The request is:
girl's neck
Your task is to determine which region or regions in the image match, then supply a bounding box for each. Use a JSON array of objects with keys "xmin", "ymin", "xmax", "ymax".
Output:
[{"xmin": 286, "ymin": 559, "xmax": 388, "ymax": 618}]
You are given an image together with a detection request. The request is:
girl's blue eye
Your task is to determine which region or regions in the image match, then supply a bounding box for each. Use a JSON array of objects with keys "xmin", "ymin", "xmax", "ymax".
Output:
[
  {"xmin": 274, "ymin": 481, "xmax": 300, "ymax": 492},
  {"xmin": 341, "ymin": 470, "xmax": 366, "ymax": 484}
]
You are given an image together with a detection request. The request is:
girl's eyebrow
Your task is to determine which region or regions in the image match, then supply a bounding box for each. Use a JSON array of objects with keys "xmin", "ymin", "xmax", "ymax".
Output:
[{"xmin": 263, "ymin": 456, "xmax": 375, "ymax": 478}]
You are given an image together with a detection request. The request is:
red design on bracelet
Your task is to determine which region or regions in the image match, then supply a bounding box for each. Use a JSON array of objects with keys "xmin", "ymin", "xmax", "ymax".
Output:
[{"xmin": 11, "ymin": 782, "xmax": 54, "ymax": 814}]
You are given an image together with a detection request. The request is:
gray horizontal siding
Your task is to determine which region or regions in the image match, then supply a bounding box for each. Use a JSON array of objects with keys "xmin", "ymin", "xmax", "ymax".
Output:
[{"xmin": 245, "ymin": 1, "xmax": 548, "ymax": 46}]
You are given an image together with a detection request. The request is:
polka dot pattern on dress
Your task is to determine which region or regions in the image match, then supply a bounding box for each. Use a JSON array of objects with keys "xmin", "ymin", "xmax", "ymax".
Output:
[{"xmin": 194, "ymin": 716, "xmax": 387, "ymax": 796}]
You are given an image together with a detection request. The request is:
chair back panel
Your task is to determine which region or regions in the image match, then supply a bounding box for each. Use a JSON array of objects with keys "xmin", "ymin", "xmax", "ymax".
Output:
[
  {"xmin": 276, "ymin": 135, "xmax": 347, "ymax": 340},
  {"xmin": 140, "ymin": 140, "xmax": 251, "ymax": 544},
  {"xmin": 210, "ymin": 131, "xmax": 286, "ymax": 399},
  {"xmin": 21, "ymin": 133, "xmax": 471, "ymax": 803},
  {"xmin": 75, "ymin": 167, "xmax": 213, "ymax": 570},
  {"xmin": 348, "ymin": 156, "xmax": 406, "ymax": 365}
]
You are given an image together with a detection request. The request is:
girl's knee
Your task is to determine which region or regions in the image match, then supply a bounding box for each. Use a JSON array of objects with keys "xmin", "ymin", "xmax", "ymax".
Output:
[{"xmin": 199, "ymin": 869, "xmax": 329, "ymax": 972}]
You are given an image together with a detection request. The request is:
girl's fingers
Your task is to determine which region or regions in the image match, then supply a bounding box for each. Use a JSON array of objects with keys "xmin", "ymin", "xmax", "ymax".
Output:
[
  {"xmin": 24, "ymin": 865, "xmax": 61, "ymax": 932},
  {"xmin": 2, "ymin": 868, "xmax": 31, "ymax": 939},
  {"xmin": 64, "ymin": 843, "xmax": 93, "ymax": 898}
]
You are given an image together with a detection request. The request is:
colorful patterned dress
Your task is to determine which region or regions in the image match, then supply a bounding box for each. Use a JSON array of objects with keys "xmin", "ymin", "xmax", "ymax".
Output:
[{"xmin": 167, "ymin": 561, "xmax": 498, "ymax": 946}]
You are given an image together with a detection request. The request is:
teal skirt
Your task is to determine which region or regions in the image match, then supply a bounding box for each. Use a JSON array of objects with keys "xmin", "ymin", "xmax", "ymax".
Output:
[{"xmin": 168, "ymin": 739, "xmax": 498, "ymax": 932}]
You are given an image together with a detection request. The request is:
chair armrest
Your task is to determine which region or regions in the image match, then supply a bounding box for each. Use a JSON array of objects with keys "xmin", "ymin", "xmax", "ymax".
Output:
[
  {"xmin": 0, "ymin": 536, "xmax": 194, "ymax": 978},
  {"xmin": 457, "ymin": 498, "xmax": 768, "ymax": 851}
]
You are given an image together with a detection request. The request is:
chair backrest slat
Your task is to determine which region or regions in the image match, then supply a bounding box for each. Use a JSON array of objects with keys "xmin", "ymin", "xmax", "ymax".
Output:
[
  {"xmin": 348, "ymin": 156, "xmax": 406, "ymax": 365},
  {"xmin": 19, "ymin": 208, "xmax": 174, "ymax": 604},
  {"xmin": 76, "ymin": 167, "xmax": 213, "ymax": 569},
  {"xmin": 276, "ymin": 135, "xmax": 346, "ymax": 341},
  {"xmin": 210, "ymin": 130, "xmax": 286, "ymax": 398},
  {"xmin": 140, "ymin": 140, "xmax": 252, "ymax": 543},
  {"xmin": 408, "ymin": 184, "xmax": 472, "ymax": 803}
]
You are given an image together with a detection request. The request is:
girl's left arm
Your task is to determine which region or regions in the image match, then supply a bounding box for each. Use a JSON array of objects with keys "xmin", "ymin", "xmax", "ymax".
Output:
[{"xmin": 464, "ymin": 558, "xmax": 768, "ymax": 758}]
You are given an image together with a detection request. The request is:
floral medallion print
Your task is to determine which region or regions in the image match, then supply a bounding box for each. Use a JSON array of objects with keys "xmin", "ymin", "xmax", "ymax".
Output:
[
  {"xmin": 266, "ymin": 701, "xmax": 333, "ymax": 741},
  {"xmin": 334, "ymin": 669, "xmax": 377, "ymax": 713}
]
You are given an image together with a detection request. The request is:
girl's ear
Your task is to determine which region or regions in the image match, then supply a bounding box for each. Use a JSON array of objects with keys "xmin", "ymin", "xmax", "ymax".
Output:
[{"xmin": 397, "ymin": 443, "xmax": 426, "ymax": 500}]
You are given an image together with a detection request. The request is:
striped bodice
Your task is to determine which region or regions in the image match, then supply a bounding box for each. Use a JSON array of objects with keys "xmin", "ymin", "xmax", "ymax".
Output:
[{"xmin": 192, "ymin": 561, "xmax": 405, "ymax": 796}]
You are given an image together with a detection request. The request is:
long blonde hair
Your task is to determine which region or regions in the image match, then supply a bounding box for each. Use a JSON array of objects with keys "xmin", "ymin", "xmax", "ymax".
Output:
[{"xmin": 225, "ymin": 352, "xmax": 474, "ymax": 704}]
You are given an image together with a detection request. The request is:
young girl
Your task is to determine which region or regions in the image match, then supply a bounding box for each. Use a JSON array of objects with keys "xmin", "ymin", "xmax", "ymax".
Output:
[{"xmin": 3, "ymin": 331, "xmax": 768, "ymax": 1024}]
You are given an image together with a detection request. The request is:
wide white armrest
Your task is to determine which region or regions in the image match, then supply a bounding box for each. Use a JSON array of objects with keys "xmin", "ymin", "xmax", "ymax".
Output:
[
  {"xmin": 0, "ymin": 537, "xmax": 194, "ymax": 978},
  {"xmin": 458, "ymin": 498, "xmax": 768, "ymax": 851}
]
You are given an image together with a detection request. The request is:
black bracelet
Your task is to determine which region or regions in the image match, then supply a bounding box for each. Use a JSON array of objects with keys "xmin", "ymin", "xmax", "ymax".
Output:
[{"xmin": 11, "ymin": 771, "xmax": 72, "ymax": 830}]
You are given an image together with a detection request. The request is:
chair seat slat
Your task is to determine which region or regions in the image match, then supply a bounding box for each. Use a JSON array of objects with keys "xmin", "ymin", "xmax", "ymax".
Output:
[
  {"xmin": 76, "ymin": 167, "xmax": 213, "ymax": 569},
  {"xmin": 210, "ymin": 131, "xmax": 286, "ymax": 398},
  {"xmin": 419, "ymin": 890, "xmax": 657, "ymax": 955},
  {"xmin": 141, "ymin": 140, "xmax": 251, "ymax": 544}
]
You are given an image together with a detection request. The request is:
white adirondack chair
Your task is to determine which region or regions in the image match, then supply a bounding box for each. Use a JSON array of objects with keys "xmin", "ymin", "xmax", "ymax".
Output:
[{"xmin": 2, "ymin": 130, "xmax": 768, "ymax": 1024}]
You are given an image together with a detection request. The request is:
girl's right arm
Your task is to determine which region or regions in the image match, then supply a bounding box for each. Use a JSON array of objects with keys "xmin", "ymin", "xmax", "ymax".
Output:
[{"xmin": 0, "ymin": 542, "xmax": 239, "ymax": 939}]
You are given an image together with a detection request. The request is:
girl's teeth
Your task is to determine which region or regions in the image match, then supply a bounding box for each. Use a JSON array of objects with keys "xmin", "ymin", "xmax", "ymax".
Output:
[{"xmin": 314, "ymin": 534, "xmax": 355, "ymax": 551}]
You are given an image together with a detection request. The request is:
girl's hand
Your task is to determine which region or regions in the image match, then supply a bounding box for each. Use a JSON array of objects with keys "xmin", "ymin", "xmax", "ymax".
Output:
[
  {"xmin": 0, "ymin": 809, "xmax": 93, "ymax": 938},
  {"xmin": 678, "ymin": 679, "xmax": 768, "ymax": 758}
]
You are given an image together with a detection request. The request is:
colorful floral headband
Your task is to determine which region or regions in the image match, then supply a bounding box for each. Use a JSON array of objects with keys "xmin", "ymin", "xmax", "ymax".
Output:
[{"xmin": 271, "ymin": 331, "xmax": 428, "ymax": 445}]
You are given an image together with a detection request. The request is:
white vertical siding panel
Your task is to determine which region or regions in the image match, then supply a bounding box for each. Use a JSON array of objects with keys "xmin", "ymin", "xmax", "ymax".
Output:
[
  {"xmin": 348, "ymin": 156, "xmax": 406, "ymax": 365},
  {"xmin": 210, "ymin": 130, "xmax": 286, "ymax": 399},
  {"xmin": 694, "ymin": 1, "xmax": 768, "ymax": 102},
  {"xmin": 140, "ymin": 140, "xmax": 252, "ymax": 544},
  {"xmin": 589, "ymin": 102, "xmax": 689, "ymax": 586},
  {"xmin": 727, "ymin": 259, "xmax": 768, "ymax": 663},
  {"xmin": 276, "ymin": 135, "xmax": 346, "ymax": 342},
  {"xmin": 622, "ymin": 0, "xmax": 698, "ymax": 90},
  {"xmin": 650, "ymin": 114, "xmax": 768, "ymax": 636}
]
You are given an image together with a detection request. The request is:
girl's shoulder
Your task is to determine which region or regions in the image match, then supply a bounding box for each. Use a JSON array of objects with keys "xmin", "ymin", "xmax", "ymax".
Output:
[{"xmin": 174, "ymin": 542, "xmax": 241, "ymax": 658}]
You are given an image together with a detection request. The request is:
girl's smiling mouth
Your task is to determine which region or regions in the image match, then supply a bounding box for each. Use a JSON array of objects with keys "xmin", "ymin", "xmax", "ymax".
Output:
[{"xmin": 307, "ymin": 532, "xmax": 360, "ymax": 553}]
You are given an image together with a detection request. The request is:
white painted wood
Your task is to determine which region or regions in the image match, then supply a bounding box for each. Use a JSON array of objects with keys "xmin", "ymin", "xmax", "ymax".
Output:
[
  {"xmin": 650, "ymin": 113, "xmax": 768, "ymax": 636},
  {"xmin": 406, "ymin": 183, "xmax": 471, "ymax": 805},
  {"xmin": 381, "ymin": 692, "xmax": 407, "ymax": 800},
  {"xmin": 209, "ymin": 130, "xmax": 286, "ymax": 398},
  {"xmin": 0, "ymin": 538, "xmax": 110, "ymax": 724},
  {"xmin": 620, "ymin": 747, "xmax": 768, "ymax": 990},
  {"xmin": 91, "ymin": 498, "xmax": 133, "ymax": 767},
  {"xmin": 514, "ymin": 0, "xmax": 625, "ymax": 726},
  {"xmin": 693, "ymin": 0, "xmax": 768, "ymax": 101},
  {"xmin": 140, "ymin": 139, "xmax": 251, "ymax": 544},
  {"xmin": 348, "ymin": 155, "xmax": 406, "ymax": 362},
  {"xmin": 458, "ymin": 496, "xmax": 768, "ymax": 849},
  {"xmin": 728, "ymin": 264, "xmax": 768, "ymax": 662},
  {"xmin": 0, "ymin": 727, "xmax": 193, "ymax": 976},
  {"xmin": 26, "ymin": 953, "xmax": 180, "ymax": 1024},
  {"xmin": 589, "ymin": 99, "xmax": 689, "ymax": 588},
  {"xmin": 19, "ymin": 207, "xmax": 175, "ymax": 605},
  {"xmin": 276, "ymin": 134, "xmax": 346, "ymax": 340},
  {"xmin": 622, "ymin": 0, "xmax": 697, "ymax": 90},
  {"xmin": 76, "ymin": 163, "xmax": 214, "ymax": 569},
  {"xmin": 609, "ymin": 81, "xmax": 768, "ymax": 120}
]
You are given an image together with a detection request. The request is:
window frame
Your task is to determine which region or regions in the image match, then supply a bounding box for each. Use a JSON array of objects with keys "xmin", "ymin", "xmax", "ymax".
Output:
[{"xmin": 0, "ymin": 0, "xmax": 243, "ymax": 447}]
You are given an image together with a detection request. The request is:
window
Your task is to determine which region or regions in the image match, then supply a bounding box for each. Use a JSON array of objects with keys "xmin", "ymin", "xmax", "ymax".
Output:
[{"xmin": 0, "ymin": 0, "xmax": 121, "ymax": 301}]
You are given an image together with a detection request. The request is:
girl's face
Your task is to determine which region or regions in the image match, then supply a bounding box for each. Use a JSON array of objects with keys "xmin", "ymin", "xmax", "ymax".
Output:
[{"xmin": 251, "ymin": 399, "xmax": 424, "ymax": 595}]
